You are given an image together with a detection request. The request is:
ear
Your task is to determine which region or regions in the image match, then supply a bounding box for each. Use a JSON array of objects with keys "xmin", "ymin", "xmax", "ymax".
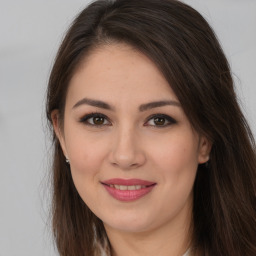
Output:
[
  {"xmin": 197, "ymin": 135, "xmax": 212, "ymax": 164},
  {"xmin": 51, "ymin": 109, "xmax": 68, "ymax": 159}
]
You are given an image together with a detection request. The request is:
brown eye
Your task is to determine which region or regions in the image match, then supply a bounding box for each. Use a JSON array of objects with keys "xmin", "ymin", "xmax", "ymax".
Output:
[
  {"xmin": 145, "ymin": 114, "xmax": 177, "ymax": 127},
  {"xmin": 80, "ymin": 113, "xmax": 110, "ymax": 126},
  {"xmin": 153, "ymin": 117, "xmax": 166, "ymax": 126},
  {"xmin": 93, "ymin": 116, "xmax": 105, "ymax": 125}
]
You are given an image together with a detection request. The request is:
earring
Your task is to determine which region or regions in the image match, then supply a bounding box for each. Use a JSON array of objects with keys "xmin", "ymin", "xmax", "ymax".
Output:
[{"xmin": 65, "ymin": 158, "xmax": 70, "ymax": 164}]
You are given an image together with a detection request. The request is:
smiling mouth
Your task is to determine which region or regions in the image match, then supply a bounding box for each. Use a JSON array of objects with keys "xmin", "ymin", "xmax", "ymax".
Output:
[
  {"xmin": 101, "ymin": 179, "xmax": 156, "ymax": 201},
  {"xmin": 104, "ymin": 184, "xmax": 151, "ymax": 190}
]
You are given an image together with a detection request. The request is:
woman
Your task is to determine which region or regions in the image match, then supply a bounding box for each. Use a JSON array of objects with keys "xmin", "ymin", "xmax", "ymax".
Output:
[{"xmin": 46, "ymin": 0, "xmax": 256, "ymax": 255}]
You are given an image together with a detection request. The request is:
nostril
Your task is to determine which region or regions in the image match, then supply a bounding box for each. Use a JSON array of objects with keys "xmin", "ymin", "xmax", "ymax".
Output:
[{"xmin": 108, "ymin": 135, "xmax": 146, "ymax": 169}]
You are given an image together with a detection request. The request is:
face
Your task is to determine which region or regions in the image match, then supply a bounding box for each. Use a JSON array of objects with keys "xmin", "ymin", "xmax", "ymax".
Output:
[{"xmin": 53, "ymin": 43, "xmax": 211, "ymax": 235}]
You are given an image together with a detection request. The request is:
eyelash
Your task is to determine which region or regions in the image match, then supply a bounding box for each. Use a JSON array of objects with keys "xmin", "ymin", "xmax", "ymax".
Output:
[
  {"xmin": 79, "ymin": 112, "xmax": 177, "ymax": 128},
  {"xmin": 79, "ymin": 112, "xmax": 111, "ymax": 127},
  {"xmin": 145, "ymin": 113, "xmax": 177, "ymax": 127}
]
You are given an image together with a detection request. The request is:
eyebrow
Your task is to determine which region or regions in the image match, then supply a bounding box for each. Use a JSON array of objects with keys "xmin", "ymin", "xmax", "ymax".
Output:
[
  {"xmin": 139, "ymin": 100, "xmax": 181, "ymax": 111},
  {"xmin": 72, "ymin": 98, "xmax": 114, "ymax": 110},
  {"xmin": 72, "ymin": 97, "xmax": 180, "ymax": 111}
]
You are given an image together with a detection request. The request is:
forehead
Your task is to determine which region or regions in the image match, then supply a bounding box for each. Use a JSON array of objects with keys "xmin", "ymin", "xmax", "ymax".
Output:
[{"xmin": 67, "ymin": 43, "xmax": 178, "ymax": 106}]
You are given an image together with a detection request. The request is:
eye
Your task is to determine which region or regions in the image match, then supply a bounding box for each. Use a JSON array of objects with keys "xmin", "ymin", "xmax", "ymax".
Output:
[
  {"xmin": 80, "ymin": 113, "xmax": 111, "ymax": 126},
  {"xmin": 145, "ymin": 114, "xmax": 176, "ymax": 127}
]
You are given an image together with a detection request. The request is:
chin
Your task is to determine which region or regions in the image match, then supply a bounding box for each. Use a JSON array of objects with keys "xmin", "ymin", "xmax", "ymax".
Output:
[{"xmin": 102, "ymin": 212, "xmax": 156, "ymax": 234}]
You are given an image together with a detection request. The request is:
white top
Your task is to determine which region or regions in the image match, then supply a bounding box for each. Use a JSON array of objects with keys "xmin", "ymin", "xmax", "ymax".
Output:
[
  {"xmin": 98, "ymin": 245, "xmax": 191, "ymax": 256},
  {"xmin": 183, "ymin": 248, "xmax": 191, "ymax": 256}
]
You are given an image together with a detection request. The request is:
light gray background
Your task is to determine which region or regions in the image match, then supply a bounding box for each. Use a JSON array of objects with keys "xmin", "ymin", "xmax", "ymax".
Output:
[{"xmin": 0, "ymin": 1, "xmax": 255, "ymax": 255}]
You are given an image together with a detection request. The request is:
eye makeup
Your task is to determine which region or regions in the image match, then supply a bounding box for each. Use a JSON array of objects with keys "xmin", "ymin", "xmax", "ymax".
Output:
[{"xmin": 79, "ymin": 112, "xmax": 177, "ymax": 128}]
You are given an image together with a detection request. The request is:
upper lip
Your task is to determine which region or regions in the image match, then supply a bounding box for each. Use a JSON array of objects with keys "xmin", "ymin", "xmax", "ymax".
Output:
[{"xmin": 101, "ymin": 178, "xmax": 156, "ymax": 186}]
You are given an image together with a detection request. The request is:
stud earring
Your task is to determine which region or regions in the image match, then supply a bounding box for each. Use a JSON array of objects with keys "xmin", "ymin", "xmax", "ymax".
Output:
[{"xmin": 65, "ymin": 158, "xmax": 70, "ymax": 164}]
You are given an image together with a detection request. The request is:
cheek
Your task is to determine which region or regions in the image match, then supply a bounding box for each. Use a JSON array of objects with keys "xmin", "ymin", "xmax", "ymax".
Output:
[
  {"xmin": 149, "ymin": 132, "xmax": 199, "ymax": 192},
  {"xmin": 152, "ymin": 132, "xmax": 199, "ymax": 169},
  {"xmin": 65, "ymin": 125, "xmax": 107, "ymax": 169},
  {"xmin": 155, "ymin": 135, "xmax": 198, "ymax": 212},
  {"xmin": 64, "ymin": 127, "xmax": 109, "ymax": 195},
  {"xmin": 66, "ymin": 134, "xmax": 108, "ymax": 211}
]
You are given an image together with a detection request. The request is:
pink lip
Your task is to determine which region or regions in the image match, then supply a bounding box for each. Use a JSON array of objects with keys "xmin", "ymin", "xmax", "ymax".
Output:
[
  {"xmin": 102, "ymin": 178, "xmax": 155, "ymax": 186},
  {"xmin": 101, "ymin": 178, "xmax": 156, "ymax": 202}
]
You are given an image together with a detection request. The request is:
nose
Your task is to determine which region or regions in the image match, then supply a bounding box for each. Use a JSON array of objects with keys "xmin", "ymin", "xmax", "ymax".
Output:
[{"xmin": 108, "ymin": 126, "xmax": 146, "ymax": 170}]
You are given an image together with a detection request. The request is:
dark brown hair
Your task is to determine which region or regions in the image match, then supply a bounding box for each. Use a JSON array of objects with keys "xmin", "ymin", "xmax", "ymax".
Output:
[{"xmin": 46, "ymin": 0, "xmax": 256, "ymax": 255}]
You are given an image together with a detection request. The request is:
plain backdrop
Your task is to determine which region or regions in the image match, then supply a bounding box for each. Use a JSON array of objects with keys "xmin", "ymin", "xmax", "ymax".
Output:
[{"xmin": 0, "ymin": 0, "xmax": 255, "ymax": 255}]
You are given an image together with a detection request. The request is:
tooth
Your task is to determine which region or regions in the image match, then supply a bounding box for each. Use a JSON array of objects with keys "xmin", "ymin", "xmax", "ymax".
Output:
[{"xmin": 111, "ymin": 184, "xmax": 147, "ymax": 190}]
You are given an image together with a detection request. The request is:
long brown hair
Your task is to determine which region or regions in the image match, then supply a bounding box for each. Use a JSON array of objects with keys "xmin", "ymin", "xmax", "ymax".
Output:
[{"xmin": 46, "ymin": 0, "xmax": 256, "ymax": 255}]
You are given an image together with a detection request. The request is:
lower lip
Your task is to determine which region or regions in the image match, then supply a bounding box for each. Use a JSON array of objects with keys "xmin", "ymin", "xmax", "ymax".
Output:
[{"xmin": 102, "ymin": 184, "xmax": 155, "ymax": 202}]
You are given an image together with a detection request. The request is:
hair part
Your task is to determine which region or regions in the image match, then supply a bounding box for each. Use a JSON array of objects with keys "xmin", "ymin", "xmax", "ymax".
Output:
[{"xmin": 46, "ymin": 0, "xmax": 256, "ymax": 255}]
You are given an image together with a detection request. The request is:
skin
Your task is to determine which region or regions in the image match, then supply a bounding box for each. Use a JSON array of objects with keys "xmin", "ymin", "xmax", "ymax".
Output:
[{"xmin": 52, "ymin": 43, "xmax": 211, "ymax": 256}]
